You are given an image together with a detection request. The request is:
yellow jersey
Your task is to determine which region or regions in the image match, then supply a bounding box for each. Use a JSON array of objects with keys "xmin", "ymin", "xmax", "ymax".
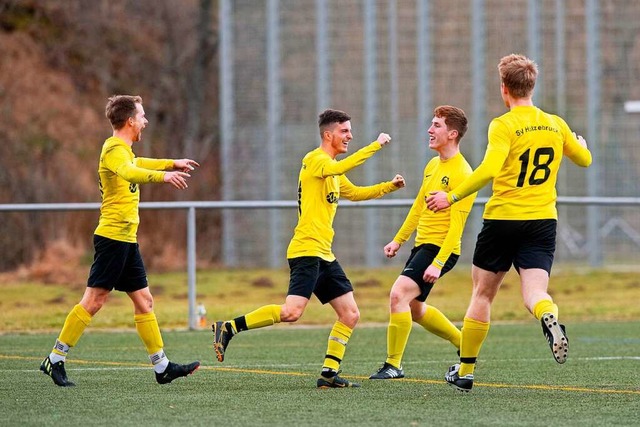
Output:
[
  {"xmin": 287, "ymin": 141, "xmax": 399, "ymax": 261},
  {"xmin": 394, "ymin": 152, "xmax": 476, "ymax": 267},
  {"xmin": 94, "ymin": 136, "xmax": 174, "ymax": 242},
  {"xmin": 449, "ymin": 106, "xmax": 592, "ymax": 220}
]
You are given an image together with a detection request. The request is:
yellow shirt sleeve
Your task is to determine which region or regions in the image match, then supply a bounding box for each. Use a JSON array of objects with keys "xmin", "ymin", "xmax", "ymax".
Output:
[
  {"xmin": 562, "ymin": 128, "xmax": 592, "ymax": 167},
  {"xmin": 312, "ymin": 141, "xmax": 382, "ymax": 177},
  {"xmin": 431, "ymin": 209, "xmax": 470, "ymax": 268},
  {"xmin": 136, "ymin": 157, "xmax": 175, "ymax": 171},
  {"xmin": 339, "ymin": 175, "xmax": 399, "ymax": 201},
  {"xmin": 393, "ymin": 182, "xmax": 425, "ymax": 245},
  {"xmin": 104, "ymin": 146, "xmax": 166, "ymax": 184}
]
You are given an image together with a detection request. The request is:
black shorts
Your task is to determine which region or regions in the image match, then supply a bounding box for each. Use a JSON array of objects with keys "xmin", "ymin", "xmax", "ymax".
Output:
[
  {"xmin": 287, "ymin": 256, "xmax": 353, "ymax": 304},
  {"xmin": 87, "ymin": 235, "xmax": 148, "ymax": 292},
  {"xmin": 472, "ymin": 219, "xmax": 557, "ymax": 274},
  {"xmin": 400, "ymin": 243, "xmax": 459, "ymax": 302}
]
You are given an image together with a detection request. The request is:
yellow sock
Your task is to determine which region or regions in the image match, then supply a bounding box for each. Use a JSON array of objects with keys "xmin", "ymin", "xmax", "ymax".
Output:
[
  {"xmin": 415, "ymin": 305, "xmax": 461, "ymax": 349},
  {"xmin": 458, "ymin": 317, "xmax": 490, "ymax": 377},
  {"xmin": 322, "ymin": 321, "xmax": 352, "ymax": 372},
  {"xmin": 532, "ymin": 299, "xmax": 558, "ymax": 320},
  {"xmin": 55, "ymin": 304, "xmax": 92, "ymax": 355},
  {"xmin": 243, "ymin": 304, "xmax": 282, "ymax": 330},
  {"xmin": 386, "ymin": 311, "xmax": 412, "ymax": 368},
  {"xmin": 134, "ymin": 312, "xmax": 164, "ymax": 354}
]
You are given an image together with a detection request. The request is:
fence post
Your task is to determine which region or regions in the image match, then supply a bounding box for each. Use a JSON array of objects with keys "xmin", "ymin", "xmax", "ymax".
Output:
[
  {"xmin": 586, "ymin": 0, "xmax": 602, "ymax": 267},
  {"xmin": 187, "ymin": 206, "xmax": 197, "ymax": 330}
]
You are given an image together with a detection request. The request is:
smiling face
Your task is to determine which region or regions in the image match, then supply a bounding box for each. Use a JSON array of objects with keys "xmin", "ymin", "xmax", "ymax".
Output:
[
  {"xmin": 129, "ymin": 103, "xmax": 148, "ymax": 142},
  {"xmin": 428, "ymin": 116, "xmax": 452, "ymax": 150},
  {"xmin": 323, "ymin": 120, "xmax": 353, "ymax": 158}
]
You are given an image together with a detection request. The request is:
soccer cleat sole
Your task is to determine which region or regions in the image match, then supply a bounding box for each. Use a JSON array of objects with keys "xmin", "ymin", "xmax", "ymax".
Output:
[
  {"xmin": 446, "ymin": 381, "xmax": 472, "ymax": 393},
  {"xmin": 212, "ymin": 321, "xmax": 226, "ymax": 362},
  {"xmin": 316, "ymin": 377, "xmax": 360, "ymax": 388},
  {"xmin": 214, "ymin": 346, "xmax": 225, "ymax": 363},
  {"xmin": 317, "ymin": 384, "xmax": 360, "ymax": 389},
  {"xmin": 542, "ymin": 314, "xmax": 569, "ymax": 364}
]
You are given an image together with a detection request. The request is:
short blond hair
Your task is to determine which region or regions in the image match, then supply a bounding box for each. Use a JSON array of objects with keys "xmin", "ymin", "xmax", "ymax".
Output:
[{"xmin": 498, "ymin": 54, "xmax": 538, "ymax": 99}]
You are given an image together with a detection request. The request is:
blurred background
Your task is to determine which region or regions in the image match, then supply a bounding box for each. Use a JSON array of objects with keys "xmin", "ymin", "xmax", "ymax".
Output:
[{"xmin": 1, "ymin": 0, "xmax": 639, "ymax": 284}]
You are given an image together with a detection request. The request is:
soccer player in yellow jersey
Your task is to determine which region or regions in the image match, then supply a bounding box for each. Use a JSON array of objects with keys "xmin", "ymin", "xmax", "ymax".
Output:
[
  {"xmin": 213, "ymin": 109, "xmax": 406, "ymax": 388},
  {"xmin": 427, "ymin": 54, "xmax": 592, "ymax": 392},
  {"xmin": 370, "ymin": 105, "xmax": 476, "ymax": 380},
  {"xmin": 40, "ymin": 95, "xmax": 201, "ymax": 387}
]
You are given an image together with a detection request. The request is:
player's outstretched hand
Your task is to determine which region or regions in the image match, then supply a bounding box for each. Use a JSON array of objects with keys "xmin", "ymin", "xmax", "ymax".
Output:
[
  {"xmin": 377, "ymin": 133, "xmax": 391, "ymax": 146},
  {"xmin": 573, "ymin": 132, "xmax": 588, "ymax": 148},
  {"xmin": 391, "ymin": 174, "xmax": 406, "ymax": 188},
  {"xmin": 164, "ymin": 171, "xmax": 191, "ymax": 190},
  {"xmin": 383, "ymin": 241, "xmax": 401, "ymax": 258},
  {"xmin": 173, "ymin": 159, "xmax": 200, "ymax": 172}
]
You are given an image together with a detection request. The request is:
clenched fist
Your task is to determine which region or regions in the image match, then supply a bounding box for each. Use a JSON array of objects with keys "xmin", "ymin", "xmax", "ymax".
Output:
[
  {"xmin": 377, "ymin": 133, "xmax": 391, "ymax": 145},
  {"xmin": 391, "ymin": 174, "xmax": 406, "ymax": 188}
]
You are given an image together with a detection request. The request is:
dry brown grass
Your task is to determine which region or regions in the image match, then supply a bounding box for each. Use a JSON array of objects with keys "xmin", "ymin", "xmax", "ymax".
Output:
[{"xmin": 1, "ymin": 265, "xmax": 639, "ymax": 332}]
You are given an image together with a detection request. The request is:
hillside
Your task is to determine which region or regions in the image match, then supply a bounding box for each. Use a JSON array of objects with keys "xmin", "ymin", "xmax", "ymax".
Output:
[{"xmin": 0, "ymin": 0, "xmax": 220, "ymax": 273}]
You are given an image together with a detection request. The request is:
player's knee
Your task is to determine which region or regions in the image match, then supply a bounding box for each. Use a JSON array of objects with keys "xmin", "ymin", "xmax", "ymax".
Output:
[
  {"xmin": 340, "ymin": 307, "xmax": 360, "ymax": 328},
  {"xmin": 81, "ymin": 293, "xmax": 108, "ymax": 315},
  {"xmin": 352, "ymin": 309, "xmax": 361, "ymax": 324},
  {"xmin": 281, "ymin": 305, "xmax": 304, "ymax": 322},
  {"xmin": 83, "ymin": 300, "xmax": 103, "ymax": 315},
  {"xmin": 472, "ymin": 284, "xmax": 496, "ymax": 302},
  {"xmin": 139, "ymin": 295, "xmax": 154, "ymax": 313},
  {"xmin": 389, "ymin": 288, "xmax": 405, "ymax": 310}
]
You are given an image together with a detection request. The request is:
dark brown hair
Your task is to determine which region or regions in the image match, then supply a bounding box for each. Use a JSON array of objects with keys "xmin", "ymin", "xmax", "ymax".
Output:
[
  {"xmin": 105, "ymin": 95, "xmax": 143, "ymax": 130},
  {"xmin": 318, "ymin": 109, "xmax": 351, "ymax": 138}
]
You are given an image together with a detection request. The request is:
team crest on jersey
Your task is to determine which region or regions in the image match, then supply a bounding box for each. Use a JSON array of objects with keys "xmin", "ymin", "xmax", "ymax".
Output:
[
  {"xmin": 440, "ymin": 176, "xmax": 449, "ymax": 189},
  {"xmin": 129, "ymin": 183, "xmax": 138, "ymax": 193},
  {"xmin": 326, "ymin": 192, "xmax": 338, "ymax": 204}
]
